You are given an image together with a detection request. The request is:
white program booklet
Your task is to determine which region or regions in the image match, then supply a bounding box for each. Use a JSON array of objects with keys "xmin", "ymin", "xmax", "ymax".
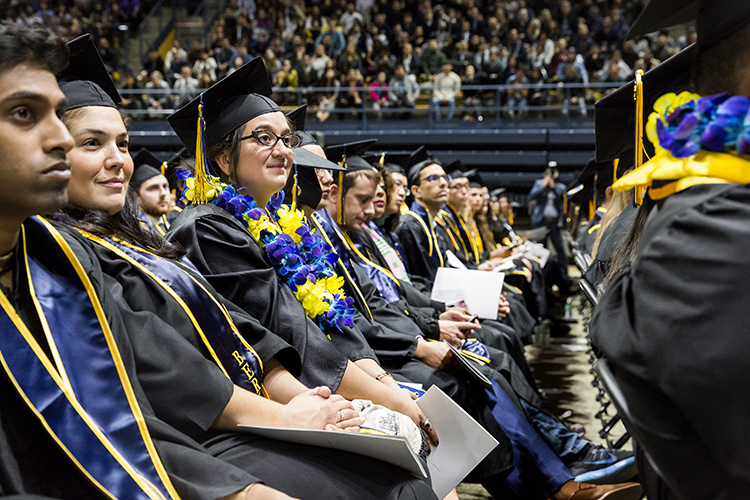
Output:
[
  {"xmin": 237, "ymin": 423, "xmax": 427, "ymax": 478},
  {"xmin": 417, "ymin": 386, "xmax": 499, "ymax": 499},
  {"xmin": 431, "ymin": 267, "xmax": 504, "ymax": 319}
]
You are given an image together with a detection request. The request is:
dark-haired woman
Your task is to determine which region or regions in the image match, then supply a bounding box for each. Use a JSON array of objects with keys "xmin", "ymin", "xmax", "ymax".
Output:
[{"xmin": 54, "ymin": 45, "xmax": 439, "ymax": 500}]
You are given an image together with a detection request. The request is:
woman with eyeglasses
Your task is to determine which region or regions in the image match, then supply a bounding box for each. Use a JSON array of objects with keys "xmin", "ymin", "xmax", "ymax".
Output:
[
  {"xmin": 166, "ymin": 59, "xmax": 441, "ymax": 455},
  {"xmin": 55, "ymin": 47, "xmax": 439, "ymax": 500}
]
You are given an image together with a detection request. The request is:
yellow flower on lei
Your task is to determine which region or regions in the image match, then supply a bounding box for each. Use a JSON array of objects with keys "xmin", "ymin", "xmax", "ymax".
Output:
[
  {"xmin": 276, "ymin": 205, "xmax": 306, "ymax": 244},
  {"xmin": 646, "ymin": 91, "xmax": 701, "ymax": 154},
  {"xmin": 182, "ymin": 175, "xmax": 222, "ymax": 203},
  {"xmin": 295, "ymin": 279, "xmax": 333, "ymax": 318}
]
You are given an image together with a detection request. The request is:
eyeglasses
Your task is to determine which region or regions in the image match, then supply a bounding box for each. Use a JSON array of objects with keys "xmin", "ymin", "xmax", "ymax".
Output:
[
  {"xmin": 450, "ymin": 182, "xmax": 470, "ymax": 191},
  {"xmin": 241, "ymin": 129, "xmax": 302, "ymax": 149},
  {"xmin": 420, "ymin": 173, "xmax": 451, "ymax": 185},
  {"xmin": 314, "ymin": 168, "xmax": 329, "ymax": 178}
]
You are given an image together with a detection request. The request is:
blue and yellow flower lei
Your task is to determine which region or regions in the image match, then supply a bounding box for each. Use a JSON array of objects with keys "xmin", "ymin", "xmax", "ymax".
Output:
[
  {"xmin": 176, "ymin": 169, "xmax": 356, "ymax": 331},
  {"xmin": 647, "ymin": 91, "xmax": 750, "ymax": 157}
]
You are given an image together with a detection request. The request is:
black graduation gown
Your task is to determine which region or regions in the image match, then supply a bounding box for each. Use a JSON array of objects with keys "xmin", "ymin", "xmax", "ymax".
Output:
[
  {"xmin": 56, "ymin": 223, "xmax": 439, "ymax": 500},
  {"xmin": 167, "ymin": 203, "xmax": 375, "ymax": 391},
  {"xmin": 590, "ymin": 183, "xmax": 750, "ymax": 499},
  {"xmin": 1, "ymin": 225, "xmax": 259, "ymax": 500},
  {"xmin": 584, "ymin": 203, "xmax": 637, "ymax": 288},
  {"xmin": 394, "ymin": 204, "xmax": 443, "ymax": 283}
]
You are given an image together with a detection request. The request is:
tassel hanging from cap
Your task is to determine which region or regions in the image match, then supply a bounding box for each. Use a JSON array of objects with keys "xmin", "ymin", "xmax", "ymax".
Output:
[
  {"xmin": 160, "ymin": 161, "xmax": 167, "ymax": 176},
  {"xmin": 336, "ymin": 153, "xmax": 347, "ymax": 225},
  {"xmin": 291, "ymin": 162, "xmax": 298, "ymax": 211},
  {"xmin": 633, "ymin": 70, "xmax": 646, "ymax": 206},
  {"xmin": 379, "ymin": 152, "xmax": 385, "ymax": 166},
  {"xmin": 193, "ymin": 97, "xmax": 209, "ymax": 204},
  {"xmin": 613, "ymin": 158, "xmax": 619, "ymax": 183}
]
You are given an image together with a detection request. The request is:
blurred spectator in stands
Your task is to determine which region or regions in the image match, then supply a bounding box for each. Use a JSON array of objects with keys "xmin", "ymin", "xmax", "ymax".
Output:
[
  {"xmin": 585, "ymin": 5, "xmax": 603, "ymax": 33},
  {"xmin": 142, "ymin": 48, "xmax": 164, "ymax": 75},
  {"xmin": 585, "ymin": 43, "xmax": 605, "ymax": 77},
  {"xmin": 570, "ymin": 23, "xmax": 594, "ymax": 60},
  {"xmin": 337, "ymin": 38, "xmax": 363, "ymax": 74},
  {"xmin": 317, "ymin": 66, "xmax": 339, "ymax": 122},
  {"xmin": 297, "ymin": 53, "xmax": 319, "ymax": 103},
  {"xmin": 452, "ymin": 39, "xmax": 473, "ymax": 76},
  {"xmin": 234, "ymin": 10, "xmax": 253, "ymax": 42},
  {"xmin": 226, "ymin": 56, "xmax": 244, "ymax": 76},
  {"xmin": 316, "ymin": 18, "xmax": 346, "ymax": 58},
  {"xmin": 525, "ymin": 17, "xmax": 542, "ymax": 44},
  {"xmin": 373, "ymin": 49, "xmax": 396, "ymax": 77},
  {"xmin": 561, "ymin": 63, "xmax": 587, "ymax": 116},
  {"xmin": 461, "ymin": 64, "xmax": 483, "ymax": 121},
  {"xmin": 311, "ymin": 42, "xmax": 331, "ymax": 76},
  {"xmin": 237, "ymin": 0, "xmax": 256, "ymax": 17},
  {"xmin": 254, "ymin": 8, "xmax": 272, "ymax": 38},
  {"xmin": 119, "ymin": 0, "xmax": 143, "ymax": 31},
  {"xmin": 597, "ymin": 50, "xmax": 631, "ymax": 81},
  {"xmin": 337, "ymin": 67, "xmax": 363, "ymax": 118},
  {"xmin": 370, "ymin": 70, "xmax": 389, "ymax": 119},
  {"xmin": 306, "ymin": 5, "xmax": 326, "ymax": 40},
  {"xmin": 410, "ymin": 25, "xmax": 426, "ymax": 49},
  {"xmin": 528, "ymin": 67, "xmax": 548, "ymax": 118},
  {"xmin": 483, "ymin": 48, "xmax": 506, "ymax": 85},
  {"xmin": 506, "ymin": 65, "xmax": 529, "ymax": 119},
  {"xmin": 164, "ymin": 40, "xmax": 188, "ymax": 74},
  {"xmin": 222, "ymin": 7, "xmax": 238, "ymax": 44},
  {"xmin": 399, "ymin": 42, "xmax": 419, "ymax": 75},
  {"xmin": 196, "ymin": 71, "xmax": 213, "ymax": 90},
  {"xmin": 652, "ymin": 33, "xmax": 675, "ymax": 61},
  {"xmin": 420, "ymin": 38, "xmax": 447, "ymax": 81},
  {"xmin": 235, "ymin": 44, "xmax": 252, "ymax": 65},
  {"xmin": 340, "ymin": 2, "xmax": 363, "ymax": 33},
  {"xmin": 145, "ymin": 70, "xmax": 171, "ymax": 119},
  {"xmin": 619, "ymin": 39, "xmax": 638, "ymax": 69},
  {"xmin": 262, "ymin": 48, "xmax": 281, "ymax": 83},
  {"xmin": 530, "ymin": 32, "xmax": 554, "ymax": 69},
  {"xmin": 507, "ymin": 28, "xmax": 528, "ymax": 63},
  {"xmin": 431, "ymin": 62, "xmax": 460, "ymax": 121},
  {"xmin": 172, "ymin": 66, "xmax": 199, "ymax": 108},
  {"xmin": 388, "ymin": 64, "xmax": 419, "ymax": 118},
  {"xmin": 193, "ymin": 48, "xmax": 218, "ymax": 82},
  {"xmin": 98, "ymin": 37, "xmax": 118, "ymax": 74},
  {"xmin": 248, "ymin": 31, "xmax": 269, "ymax": 55},
  {"xmin": 120, "ymin": 73, "xmax": 145, "ymax": 116},
  {"xmin": 473, "ymin": 40, "xmax": 490, "ymax": 74},
  {"xmin": 558, "ymin": 1, "xmax": 577, "ymax": 37},
  {"xmin": 277, "ymin": 58, "xmax": 299, "ymax": 105},
  {"xmin": 214, "ymin": 37, "xmax": 238, "ymax": 77},
  {"xmin": 594, "ymin": 16, "xmax": 620, "ymax": 47},
  {"xmin": 610, "ymin": 7, "xmax": 630, "ymax": 41}
]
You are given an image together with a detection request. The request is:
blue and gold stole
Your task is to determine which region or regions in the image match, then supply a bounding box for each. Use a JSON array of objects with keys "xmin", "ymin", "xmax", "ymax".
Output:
[
  {"xmin": 138, "ymin": 209, "xmax": 169, "ymax": 237},
  {"xmin": 0, "ymin": 216, "xmax": 180, "ymax": 500},
  {"xmin": 404, "ymin": 202, "xmax": 445, "ymax": 268},
  {"xmin": 75, "ymin": 229, "xmax": 267, "ymax": 397}
]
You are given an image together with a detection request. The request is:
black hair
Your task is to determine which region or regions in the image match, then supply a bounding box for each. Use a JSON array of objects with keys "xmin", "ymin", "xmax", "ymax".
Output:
[
  {"xmin": 601, "ymin": 194, "xmax": 655, "ymax": 291},
  {"xmin": 54, "ymin": 193, "xmax": 186, "ymax": 261},
  {"xmin": 691, "ymin": 23, "xmax": 750, "ymax": 96},
  {"xmin": 0, "ymin": 22, "xmax": 68, "ymax": 75}
]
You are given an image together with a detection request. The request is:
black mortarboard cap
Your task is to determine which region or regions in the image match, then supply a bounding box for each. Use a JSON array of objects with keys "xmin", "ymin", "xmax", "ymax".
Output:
[
  {"xmin": 284, "ymin": 148, "xmax": 344, "ymax": 210},
  {"xmin": 324, "ymin": 139, "xmax": 378, "ymax": 173},
  {"xmin": 131, "ymin": 148, "xmax": 165, "ymax": 191},
  {"xmin": 363, "ymin": 146, "xmax": 428, "ymax": 176},
  {"xmin": 60, "ymin": 34, "xmax": 121, "ymax": 110},
  {"xmin": 595, "ymin": 44, "xmax": 695, "ymax": 163},
  {"xmin": 628, "ymin": 0, "xmax": 750, "ymax": 52},
  {"xmin": 324, "ymin": 139, "xmax": 378, "ymax": 224},
  {"xmin": 444, "ymin": 159, "xmax": 464, "ymax": 179},
  {"xmin": 490, "ymin": 187, "xmax": 506, "ymax": 197},
  {"xmin": 168, "ymin": 57, "xmax": 278, "ymax": 154},
  {"xmin": 286, "ymin": 104, "xmax": 307, "ymax": 131}
]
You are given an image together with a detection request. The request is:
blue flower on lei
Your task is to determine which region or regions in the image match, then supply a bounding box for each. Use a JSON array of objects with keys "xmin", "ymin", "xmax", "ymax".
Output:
[
  {"xmin": 178, "ymin": 170, "xmax": 355, "ymax": 331},
  {"xmin": 655, "ymin": 93, "xmax": 750, "ymax": 157}
]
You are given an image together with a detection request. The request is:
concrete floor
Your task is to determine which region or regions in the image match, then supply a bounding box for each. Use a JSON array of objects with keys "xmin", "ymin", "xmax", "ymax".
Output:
[{"xmin": 455, "ymin": 294, "xmax": 630, "ymax": 499}]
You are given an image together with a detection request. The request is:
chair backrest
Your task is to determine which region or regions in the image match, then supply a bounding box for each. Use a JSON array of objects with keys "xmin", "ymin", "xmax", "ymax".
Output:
[
  {"xmin": 594, "ymin": 359, "xmax": 684, "ymax": 500},
  {"xmin": 579, "ymin": 277, "xmax": 598, "ymax": 307}
]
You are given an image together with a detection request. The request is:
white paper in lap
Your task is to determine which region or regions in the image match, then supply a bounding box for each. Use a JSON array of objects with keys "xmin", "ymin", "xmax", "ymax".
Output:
[
  {"xmin": 431, "ymin": 267, "xmax": 504, "ymax": 319},
  {"xmin": 417, "ymin": 386, "xmax": 499, "ymax": 499}
]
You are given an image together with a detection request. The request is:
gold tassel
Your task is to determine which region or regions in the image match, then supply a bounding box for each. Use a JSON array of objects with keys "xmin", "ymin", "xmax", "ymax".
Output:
[
  {"xmin": 160, "ymin": 161, "xmax": 167, "ymax": 176},
  {"xmin": 508, "ymin": 207, "xmax": 514, "ymax": 226},
  {"xmin": 379, "ymin": 152, "xmax": 385, "ymax": 166},
  {"xmin": 589, "ymin": 199, "xmax": 595, "ymax": 220},
  {"xmin": 563, "ymin": 192, "xmax": 568, "ymax": 215},
  {"xmin": 291, "ymin": 163, "xmax": 298, "ymax": 211},
  {"xmin": 194, "ymin": 102, "xmax": 207, "ymax": 204},
  {"xmin": 613, "ymin": 158, "xmax": 619, "ymax": 183},
  {"xmin": 634, "ymin": 70, "xmax": 645, "ymax": 207},
  {"xmin": 336, "ymin": 155, "xmax": 346, "ymax": 225}
]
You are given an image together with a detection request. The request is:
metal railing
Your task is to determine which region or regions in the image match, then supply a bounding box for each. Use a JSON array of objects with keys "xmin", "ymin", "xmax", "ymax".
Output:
[{"xmin": 119, "ymin": 80, "xmax": 624, "ymax": 127}]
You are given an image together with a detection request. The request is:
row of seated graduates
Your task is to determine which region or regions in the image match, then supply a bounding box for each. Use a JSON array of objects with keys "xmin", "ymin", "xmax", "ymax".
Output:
[
  {"xmin": 1, "ymin": 27, "xmax": 643, "ymax": 500},
  {"xmin": 568, "ymin": 12, "xmax": 724, "ymax": 499}
]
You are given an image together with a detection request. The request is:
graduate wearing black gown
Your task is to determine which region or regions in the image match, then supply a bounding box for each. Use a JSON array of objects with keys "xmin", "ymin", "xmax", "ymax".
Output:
[
  {"xmin": 51, "ymin": 40, "xmax": 439, "ymax": 500},
  {"xmin": 590, "ymin": 1, "xmax": 750, "ymax": 497}
]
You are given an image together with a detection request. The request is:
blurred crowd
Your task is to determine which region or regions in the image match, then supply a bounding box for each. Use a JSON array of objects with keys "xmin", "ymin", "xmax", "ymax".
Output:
[{"xmin": 3, "ymin": 0, "xmax": 696, "ymax": 120}]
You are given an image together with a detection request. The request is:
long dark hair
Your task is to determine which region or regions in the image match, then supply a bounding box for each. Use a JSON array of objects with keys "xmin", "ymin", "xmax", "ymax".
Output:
[
  {"xmin": 601, "ymin": 194, "xmax": 655, "ymax": 290},
  {"xmin": 54, "ymin": 193, "xmax": 186, "ymax": 261}
]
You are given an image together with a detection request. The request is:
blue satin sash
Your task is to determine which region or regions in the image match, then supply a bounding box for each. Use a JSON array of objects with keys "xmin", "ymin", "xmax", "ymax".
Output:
[
  {"xmin": 462, "ymin": 339, "xmax": 491, "ymax": 365},
  {"xmin": 138, "ymin": 210, "xmax": 168, "ymax": 236},
  {"xmin": 76, "ymin": 230, "xmax": 266, "ymax": 396},
  {"xmin": 0, "ymin": 216, "xmax": 179, "ymax": 500}
]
